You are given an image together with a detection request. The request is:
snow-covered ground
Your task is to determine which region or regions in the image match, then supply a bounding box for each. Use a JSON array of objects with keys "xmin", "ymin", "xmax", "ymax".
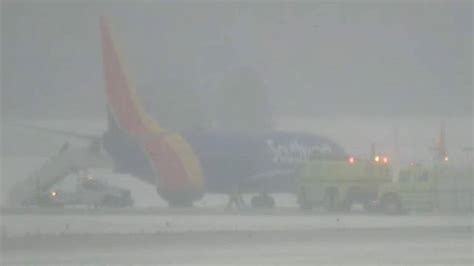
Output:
[
  {"xmin": 1, "ymin": 212, "xmax": 472, "ymax": 237},
  {"xmin": 3, "ymin": 231, "xmax": 472, "ymax": 265},
  {"xmin": 1, "ymin": 212, "xmax": 472, "ymax": 265}
]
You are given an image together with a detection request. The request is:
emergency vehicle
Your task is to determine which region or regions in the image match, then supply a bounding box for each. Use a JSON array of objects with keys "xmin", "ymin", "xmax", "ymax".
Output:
[
  {"xmin": 376, "ymin": 162, "xmax": 473, "ymax": 214},
  {"xmin": 296, "ymin": 155, "xmax": 392, "ymax": 211}
]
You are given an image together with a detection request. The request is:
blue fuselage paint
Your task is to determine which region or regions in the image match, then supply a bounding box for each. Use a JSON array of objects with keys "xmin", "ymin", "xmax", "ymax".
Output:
[{"xmin": 102, "ymin": 125, "xmax": 347, "ymax": 194}]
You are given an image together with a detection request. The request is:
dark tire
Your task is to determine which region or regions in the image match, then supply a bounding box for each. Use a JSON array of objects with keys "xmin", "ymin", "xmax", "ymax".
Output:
[
  {"xmin": 157, "ymin": 187, "xmax": 200, "ymax": 208},
  {"xmin": 381, "ymin": 193, "xmax": 402, "ymax": 215}
]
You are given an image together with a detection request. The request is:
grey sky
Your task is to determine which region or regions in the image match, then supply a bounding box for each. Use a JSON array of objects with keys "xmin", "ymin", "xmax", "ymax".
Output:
[{"xmin": 1, "ymin": 1, "xmax": 472, "ymax": 119}]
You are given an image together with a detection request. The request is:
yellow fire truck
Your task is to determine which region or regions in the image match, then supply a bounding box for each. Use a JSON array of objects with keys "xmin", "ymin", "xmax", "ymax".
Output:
[
  {"xmin": 376, "ymin": 162, "xmax": 473, "ymax": 214},
  {"xmin": 296, "ymin": 156, "xmax": 392, "ymax": 211}
]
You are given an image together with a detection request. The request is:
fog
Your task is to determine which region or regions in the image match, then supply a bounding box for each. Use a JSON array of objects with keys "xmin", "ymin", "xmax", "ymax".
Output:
[
  {"xmin": 2, "ymin": 1, "xmax": 472, "ymax": 119},
  {"xmin": 1, "ymin": 1, "xmax": 473, "ymax": 265}
]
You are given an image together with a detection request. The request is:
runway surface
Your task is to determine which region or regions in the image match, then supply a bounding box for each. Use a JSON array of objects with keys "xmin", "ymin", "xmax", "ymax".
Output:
[{"xmin": 1, "ymin": 209, "xmax": 473, "ymax": 265}]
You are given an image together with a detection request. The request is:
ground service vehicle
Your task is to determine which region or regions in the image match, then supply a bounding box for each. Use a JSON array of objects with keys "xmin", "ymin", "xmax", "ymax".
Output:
[
  {"xmin": 51, "ymin": 175, "xmax": 134, "ymax": 208},
  {"xmin": 25, "ymin": 175, "xmax": 134, "ymax": 208},
  {"xmin": 9, "ymin": 144, "xmax": 112, "ymax": 207},
  {"xmin": 377, "ymin": 163, "xmax": 473, "ymax": 214},
  {"xmin": 297, "ymin": 156, "xmax": 392, "ymax": 211}
]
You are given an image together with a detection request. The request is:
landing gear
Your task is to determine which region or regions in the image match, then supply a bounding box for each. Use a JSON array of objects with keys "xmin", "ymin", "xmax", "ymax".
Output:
[
  {"xmin": 251, "ymin": 193, "xmax": 275, "ymax": 209},
  {"xmin": 227, "ymin": 193, "xmax": 245, "ymax": 209},
  {"xmin": 157, "ymin": 187, "xmax": 196, "ymax": 208}
]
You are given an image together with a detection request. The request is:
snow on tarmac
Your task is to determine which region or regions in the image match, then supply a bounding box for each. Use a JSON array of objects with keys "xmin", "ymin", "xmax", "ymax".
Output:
[
  {"xmin": 0, "ymin": 211, "xmax": 472, "ymax": 237},
  {"xmin": 1, "ymin": 211, "xmax": 473, "ymax": 266}
]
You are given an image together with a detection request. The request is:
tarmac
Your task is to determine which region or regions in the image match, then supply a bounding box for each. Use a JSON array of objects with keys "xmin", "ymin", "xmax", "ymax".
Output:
[{"xmin": 1, "ymin": 207, "xmax": 473, "ymax": 265}]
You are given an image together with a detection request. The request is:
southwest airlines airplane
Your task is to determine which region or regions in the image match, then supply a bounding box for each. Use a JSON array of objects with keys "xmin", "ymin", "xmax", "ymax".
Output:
[{"xmin": 26, "ymin": 17, "xmax": 347, "ymax": 207}]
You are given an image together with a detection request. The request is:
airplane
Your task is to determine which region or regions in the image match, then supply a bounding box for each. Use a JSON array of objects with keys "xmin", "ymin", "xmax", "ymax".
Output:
[{"xmin": 13, "ymin": 17, "xmax": 348, "ymax": 208}]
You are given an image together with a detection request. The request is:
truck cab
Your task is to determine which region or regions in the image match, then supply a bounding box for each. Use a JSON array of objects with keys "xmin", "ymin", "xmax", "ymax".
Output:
[
  {"xmin": 377, "ymin": 162, "xmax": 473, "ymax": 214},
  {"xmin": 296, "ymin": 156, "xmax": 392, "ymax": 211}
]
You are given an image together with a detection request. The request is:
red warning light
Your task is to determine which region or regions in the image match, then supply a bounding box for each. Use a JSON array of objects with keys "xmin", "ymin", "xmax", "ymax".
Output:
[
  {"xmin": 383, "ymin": 157, "xmax": 388, "ymax": 164},
  {"xmin": 348, "ymin": 156, "xmax": 355, "ymax": 164}
]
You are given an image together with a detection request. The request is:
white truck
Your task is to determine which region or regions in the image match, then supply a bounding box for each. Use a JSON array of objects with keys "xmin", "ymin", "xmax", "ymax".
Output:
[{"xmin": 45, "ymin": 175, "xmax": 134, "ymax": 208}]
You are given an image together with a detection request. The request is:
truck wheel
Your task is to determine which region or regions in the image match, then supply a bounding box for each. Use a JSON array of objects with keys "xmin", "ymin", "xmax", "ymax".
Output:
[{"xmin": 381, "ymin": 193, "xmax": 402, "ymax": 215}]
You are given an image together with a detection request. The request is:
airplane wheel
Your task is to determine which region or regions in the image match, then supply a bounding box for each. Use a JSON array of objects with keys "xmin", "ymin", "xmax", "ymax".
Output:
[{"xmin": 251, "ymin": 194, "xmax": 275, "ymax": 209}]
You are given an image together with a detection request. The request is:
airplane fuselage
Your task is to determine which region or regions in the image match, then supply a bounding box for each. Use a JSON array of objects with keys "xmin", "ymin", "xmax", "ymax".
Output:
[{"xmin": 102, "ymin": 126, "xmax": 347, "ymax": 196}]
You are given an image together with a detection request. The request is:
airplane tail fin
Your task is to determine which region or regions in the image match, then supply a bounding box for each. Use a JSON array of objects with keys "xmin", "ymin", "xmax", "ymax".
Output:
[
  {"xmin": 100, "ymin": 16, "xmax": 162, "ymax": 136},
  {"xmin": 99, "ymin": 16, "xmax": 204, "ymax": 202}
]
